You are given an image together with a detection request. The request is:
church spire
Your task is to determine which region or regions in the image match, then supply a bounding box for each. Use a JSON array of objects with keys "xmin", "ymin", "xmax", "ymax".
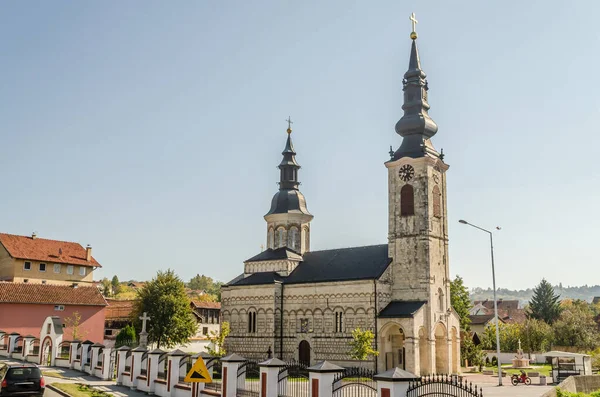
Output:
[
  {"xmin": 278, "ymin": 117, "xmax": 300, "ymax": 190},
  {"xmin": 392, "ymin": 13, "xmax": 439, "ymax": 160}
]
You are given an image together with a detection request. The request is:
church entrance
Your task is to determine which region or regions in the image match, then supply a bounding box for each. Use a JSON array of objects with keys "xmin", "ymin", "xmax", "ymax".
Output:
[
  {"xmin": 382, "ymin": 325, "xmax": 405, "ymax": 370},
  {"xmin": 298, "ymin": 340, "xmax": 310, "ymax": 365},
  {"xmin": 434, "ymin": 323, "xmax": 449, "ymax": 374}
]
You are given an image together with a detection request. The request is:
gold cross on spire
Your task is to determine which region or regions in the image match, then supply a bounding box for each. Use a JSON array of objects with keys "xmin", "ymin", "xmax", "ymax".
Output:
[
  {"xmin": 409, "ymin": 13, "xmax": 418, "ymax": 39},
  {"xmin": 286, "ymin": 116, "xmax": 293, "ymax": 134}
]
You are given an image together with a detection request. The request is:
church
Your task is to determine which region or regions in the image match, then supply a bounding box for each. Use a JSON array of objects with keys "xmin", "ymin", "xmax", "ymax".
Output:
[{"xmin": 221, "ymin": 22, "xmax": 461, "ymax": 375}]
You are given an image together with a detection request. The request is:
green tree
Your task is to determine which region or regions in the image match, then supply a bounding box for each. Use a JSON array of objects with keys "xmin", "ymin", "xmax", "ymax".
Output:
[
  {"xmin": 529, "ymin": 279, "xmax": 562, "ymax": 324},
  {"xmin": 450, "ymin": 275, "xmax": 472, "ymax": 331},
  {"xmin": 100, "ymin": 278, "xmax": 113, "ymax": 297},
  {"xmin": 460, "ymin": 333, "xmax": 485, "ymax": 368},
  {"xmin": 520, "ymin": 318, "xmax": 553, "ymax": 353},
  {"xmin": 481, "ymin": 322, "xmax": 521, "ymax": 352},
  {"xmin": 64, "ymin": 312, "xmax": 86, "ymax": 340},
  {"xmin": 116, "ymin": 324, "xmax": 137, "ymax": 348},
  {"xmin": 205, "ymin": 321, "xmax": 230, "ymax": 357},
  {"xmin": 111, "ymin": 275, "xmax": 122, "ymax": 295},
  {"xmin": 133, "ymin": 269, "xmax": 197, "ymax": 349},
  {"xmin": 188, "ymin": 275, "xmax": 223, "ymax": 302},
  {"xmin": 348, "ymin": 328, "xmax": 379, "ymax": 361},
  {"xmin": 553, "ymin": 300, "xmax": 600, "ymax": 350}
]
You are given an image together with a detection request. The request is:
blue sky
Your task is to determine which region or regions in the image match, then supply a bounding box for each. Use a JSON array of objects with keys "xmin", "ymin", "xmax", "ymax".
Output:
[{"xmin": 1, "ymin": 1, "xmax": 599, "ymax": 290}]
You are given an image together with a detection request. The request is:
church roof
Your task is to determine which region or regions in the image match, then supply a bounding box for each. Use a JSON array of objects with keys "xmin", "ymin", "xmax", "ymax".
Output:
[
  {"xmin": 378, "ymin": 301, "xmax": 426, "ymax": 318},
  {"xmin": 245, "ymin": 247, "xmax": 302, "ymax": 263},
  {"xmin": 229, "ymin": 244, "xmax": 391, "ymax": 286}
]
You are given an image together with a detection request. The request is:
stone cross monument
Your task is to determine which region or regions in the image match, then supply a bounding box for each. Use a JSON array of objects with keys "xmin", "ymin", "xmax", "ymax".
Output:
[{"xmin": 139, "ymin": 312, "xmax": 151, "ymax": 348}]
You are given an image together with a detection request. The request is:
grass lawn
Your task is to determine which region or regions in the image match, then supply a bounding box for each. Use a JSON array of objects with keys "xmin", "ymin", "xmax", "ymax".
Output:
[
  {"xmin": 482, "ymin": 364, "xmax": 552, "ymax": 376},
  {"xmin": 52, "ymin": 383, "xmax": 112, "ymax": 397}
]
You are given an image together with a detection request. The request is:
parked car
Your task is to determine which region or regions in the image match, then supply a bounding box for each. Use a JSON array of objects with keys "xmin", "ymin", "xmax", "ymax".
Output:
[{"xmin": 0, "ymin": 364, "xmax": 45, "ymax": 397}]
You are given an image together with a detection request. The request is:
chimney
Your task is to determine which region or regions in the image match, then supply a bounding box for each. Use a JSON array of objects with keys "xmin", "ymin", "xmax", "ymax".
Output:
[
  {"xmin": 86, "ymin": 245, "xmax": 92, "ymax": 262},
  {"xmin": 32, "ymin": 232, "xmax": 37, "ymax": 240}
]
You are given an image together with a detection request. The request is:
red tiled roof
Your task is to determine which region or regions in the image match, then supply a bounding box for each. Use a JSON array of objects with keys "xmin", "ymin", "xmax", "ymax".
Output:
[
  {"xmin": 105, "ymin": 299, "xmax": 135, "ymax": 320},
  {"xmin": 191, "ymin": 300, "xmax": 221, "ymax": 309},
  {"xmin": 0, "ymin": 282, "xmax": 107, "ymax": 306},
  {"xmin": 0, "ymin": 233, "xmax": 101, "ymax": 267}
]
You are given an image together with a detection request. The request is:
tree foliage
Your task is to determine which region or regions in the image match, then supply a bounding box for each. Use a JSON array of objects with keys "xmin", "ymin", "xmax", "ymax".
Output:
[
  {"xmin": 348, "ymin": 328, "xmax": 379, "ymax": 360},
  {"xmin": 64, "ymin": 311, "xmax": 86, "ymax": 340},
  {"xmin": 460, "ymin": 333, "xmax": 485, "ymax": 367},
  {"xmin": 133, "ymin": 269, "xmax": 197, "ymax": 348},
  {"xmin": 553, "ymin": 299, "xmax": 600, "ymax": 350},
  {"xmin": 205, "ymin": 321, "xmax": 230, "ymax": 357},
  {"xmin": 116, "ymin": 324, "xmax": 137, "ymax": 348},
  {"xmin": 520, "ymin": 318, "xmax": 554, "ymax": 353},
  {"xmin": 450, "ymin": 275, "xmax": 472, "ymax": 331},
  {"xmin": 528, "ymin": 279, "xmax": 562, "ymax": 324},
  {"xmin": 100, "ymin": 278, "xmax": 112, "ymax": 297},
  {"xmin": 111, "ymin": 275, "xmax": 122, "ymax": 295},
  {"xmin": 188, "ymin": 274, "xmax": 223, "ymax": 301}
]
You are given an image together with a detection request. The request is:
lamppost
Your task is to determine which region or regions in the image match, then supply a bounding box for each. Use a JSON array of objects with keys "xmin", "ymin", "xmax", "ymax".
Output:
[{"xmin": 459, "ymin": 219, "xmax": 502, "ymax": 386}]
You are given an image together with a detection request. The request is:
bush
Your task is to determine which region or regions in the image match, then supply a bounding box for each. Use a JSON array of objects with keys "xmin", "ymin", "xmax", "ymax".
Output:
[
  {"xmin": 556, "ymin": 388, "xmax": 600, "ymax": 397},
  {"xmin": 491, "ymin": 356, "xmax": 498, "ymax": 366},
  {"xmin": 115, "ymin": 325, "xmax": 136, "ymax": 348}
]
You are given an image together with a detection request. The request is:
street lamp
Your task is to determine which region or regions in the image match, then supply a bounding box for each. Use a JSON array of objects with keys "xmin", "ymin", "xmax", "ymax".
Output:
[{"xmin": 459, "ymin": 219, "xmax": 502, "ymax": 386}]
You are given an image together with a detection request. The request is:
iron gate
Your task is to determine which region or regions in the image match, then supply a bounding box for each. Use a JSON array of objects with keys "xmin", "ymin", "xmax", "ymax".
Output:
[
  {"xmin": 278, "ymin": 361, "xmax": 309, "ymax": 397},
  {"xmin": 205, "ymin": 357, "xmax": 222, "ymax": 392},
  {"xmin": 237, "ymin": 360, "xmax": 260, "ymax": 397},
  {"xmin": 332, "ymin": 367, "xmax": 376, "ymax": 397},
  {"xmin": 406, "ymin": 375, "xmax": 483, "ymax": 397}
]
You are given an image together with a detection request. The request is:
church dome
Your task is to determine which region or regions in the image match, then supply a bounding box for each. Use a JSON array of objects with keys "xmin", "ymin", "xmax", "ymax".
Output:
[{"xmin": 265, "ymin": 189, "xmax": 311, "ymax": 216}]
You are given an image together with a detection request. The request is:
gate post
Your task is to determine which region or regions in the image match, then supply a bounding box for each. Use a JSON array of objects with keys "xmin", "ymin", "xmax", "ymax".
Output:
[
  {"xmin": 374, "ymin": 368, "xmax": 419, "ymax": 397},
  {"xmin": 130, "ymin": 346, "xmax": 148, "ymax": 390},
  {"xmin": 308, "ymin": 361, "xmax": 344, "ymax": 397},
  {"xmin": 259, "ymin": 358, "xmax": 285, "ymax": 397},
  {"xmin": 221, "ymin": 353, "xmax": 246, "ymax": 397},
  {"xmin": 167, "ymin": 349, "xmax": 188, "ymax": 394},
  {"xmin": 147, "ymin": 348, "xmax": 164, "ymax": 395},
  {"xmin": 116, "ymin": 346, "xmax": 130, "ymax": 385},
  {"xmin": 100, "ymin": 347, "xmax": 113, "ymax": 380}
]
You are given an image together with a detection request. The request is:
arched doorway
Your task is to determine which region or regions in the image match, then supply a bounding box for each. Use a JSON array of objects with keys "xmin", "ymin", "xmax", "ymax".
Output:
[
  {"xmin": 298, "ymin": 340, "xmax": 310, "ymax": 365},
  {"xmin": 451, "ymin": 327, "xmax": 459, "ymax": 373},
  {"xmin": 434, "ymin": 323, "xmax": 449, "ymax": 374},
  {"xmin": 418, "ymin": 327, "xmax": 429, "ymax": 375},
  {"xmin": 41, "ymin": 336, "xmax": 52, "ymax": 366},
  {"xmin": 382, "ymin": 325, "xmax": 405, "ymax": 370}
]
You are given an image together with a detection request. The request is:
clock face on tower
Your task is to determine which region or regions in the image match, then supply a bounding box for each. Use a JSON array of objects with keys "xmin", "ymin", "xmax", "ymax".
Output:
[{"xmin": 398, "ymin": 164, "xmax": 415, "ymax": 182}]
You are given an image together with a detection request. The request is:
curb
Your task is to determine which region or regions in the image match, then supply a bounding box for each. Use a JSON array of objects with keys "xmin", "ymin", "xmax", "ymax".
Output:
[{"xmin": 47, "ymin": 384, "xmax": 72, "ymax": 397}]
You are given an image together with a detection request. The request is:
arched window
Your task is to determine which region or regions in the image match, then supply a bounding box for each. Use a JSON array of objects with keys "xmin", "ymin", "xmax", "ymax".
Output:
[
  {"xmin": 432, "ymin": 185, "xmax": 441, "ymax": 218},
  {"xmin": 248, "ymin": 310, "xmax": 257, "ymax": 333},
  {"xmin": 277, "ymin": 228, "xmax": 285, "ymax": 248},
  {"xmin": 335, "ymin": 311, "xmax": 344, "ymax": 333},
  {"xmin": 289, "ymin": 227, "xmax": 298, "ymax": 251},
  {"xmin": 268, "ymin": 228, "xmax": 274, "ymax": 249},
  {"xmin": 400, "ymin": 185, "xmax": 414, "ymax": 216},
  {"xmin": 438, "ymin": 288, "xmax": 444, "ymax": 312}
]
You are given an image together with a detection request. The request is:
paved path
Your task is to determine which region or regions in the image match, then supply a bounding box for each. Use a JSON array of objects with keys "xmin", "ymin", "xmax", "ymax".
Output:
[{"xmin": 463, "ymin": 373, "xmax": 554, "ymax": 397}]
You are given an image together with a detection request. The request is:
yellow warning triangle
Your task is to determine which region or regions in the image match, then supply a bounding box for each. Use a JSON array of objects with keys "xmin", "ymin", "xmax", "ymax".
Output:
[{"xmin": 184, "ymin": 357, "xmax": 213, "ymax": 383}]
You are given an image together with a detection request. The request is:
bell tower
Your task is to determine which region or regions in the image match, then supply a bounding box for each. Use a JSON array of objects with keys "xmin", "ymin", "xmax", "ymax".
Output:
[
  {"xmin": 264, "ymin": 119, "xmax": 313, "ymax": 254},
  {"xmin": 385, "ymin": 20, "xmax": 451, "ymax": 319}
]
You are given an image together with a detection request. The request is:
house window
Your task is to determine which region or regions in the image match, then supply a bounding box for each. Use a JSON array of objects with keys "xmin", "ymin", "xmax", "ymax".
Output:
[
  {"xmin": 24, "ymin": 262, "xmax": 31, "ymax": 271},
  {"xmin": 79, "ymin": 266, "xmax": 86, "ymax": 276},
  {"xmin": 400, "ymin": 185, "xmax": 414, "ymax": 216},
  {"xmin": 432, "ymin": 185, "xmax": 442, "ymax": 218},
  {"xmin": 202, "ymin": 327, "xmax": 208, "ymax": 335},
  {"xmin": 67, "ymin": 265, "xmax": 74, "ymax": 275},
  {"xmin": 54, "ymin": 305, "xmax": 65, "ymax": 311},
  {"xmin": 54, "ymin": 264, "xmax": 61, "ymax": 273},
  {"xmin": 335, "ymin": 311, "xmax": 344, "ymax": 333},
  {"xmin": 39, "ymin": 263, "xmax": 46, "ymax": 272},
  {"xmin": 248, "ymin": 311, "xmax": 257, "ymax": 333}
]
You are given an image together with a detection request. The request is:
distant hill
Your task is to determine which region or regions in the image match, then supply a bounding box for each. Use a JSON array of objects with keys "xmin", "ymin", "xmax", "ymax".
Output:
[{"xmin": 470, "ymin": 284, "xmax": 600, "ymax": 306}]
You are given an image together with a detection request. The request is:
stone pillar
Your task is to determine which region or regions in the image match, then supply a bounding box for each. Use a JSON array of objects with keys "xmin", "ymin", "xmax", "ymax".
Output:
[
  {"xmin": 100, "ymin": 348, "xmax": 113, "ymax": 380},
  {"xmin": 429, "ymin": 339, "xmax": 436, "ymax": 374},
  {"xmin": 221, "ymin": 353, "xmax": 247, "ymax": 397},
  {"xmin": 69, "ymin": 341, "xmax": 80, "ymax": 369},
  {"xmin": 116, "ymin": 346, "xmax": 131, "ymax": 385},
  {"xmin": 147, "ymin": 348, "xmax": 165, "ymax": 395},
  {"xmin": 7, "ymin": 333, "xmax": 20, "ymax": 357},
  {"xmin": 374, "ymin": 368, "xmax": 420, "ymax": 397},
  {"xmin": 259, "ymin": 358, "xmax": 286, "ymax": 397},
  {"xmin": 130, "ymin": 346, "xmax": 147, "ymax": 390},
  {"xmin": 81, "ymin": 341, "xmax": 93, "ymax": 371},
  {"xmin": 167, "ymin": 349, "xmax": 188, "ymax": 394},
  {"xmin": 308, "ymin": 361, "xmax": 344, "ymax": 397},
  {"xmin": 405, "ymin": 337, "xmax": 418, "ymax": 376}
]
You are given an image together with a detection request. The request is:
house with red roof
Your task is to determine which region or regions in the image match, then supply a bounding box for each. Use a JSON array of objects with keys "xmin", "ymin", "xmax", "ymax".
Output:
[
  {"xmin": 0, "ymin": 232, "xmax": 101, "ymax": 285},
  {"xmin": 0, "ymin": 282, "xmax": 106, "ymax": 342}
]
